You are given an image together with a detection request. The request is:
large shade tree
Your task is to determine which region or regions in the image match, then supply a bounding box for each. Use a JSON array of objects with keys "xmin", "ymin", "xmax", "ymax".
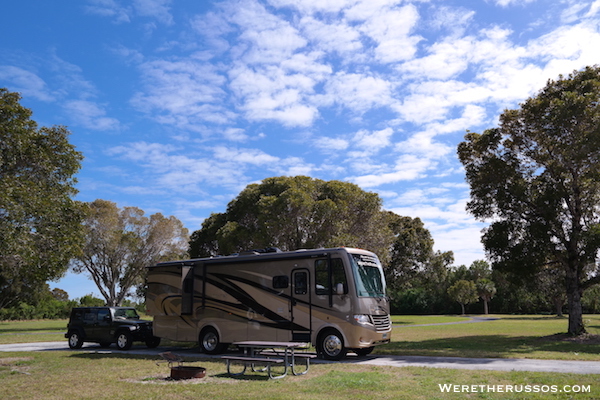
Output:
[
  {"xmin": 0, "ymin": 88, "xmax": 84, "ymax": 309},
  {"xmin": 458, "ymin": 66, "xmax": 600, "ymax": 335},
  {"xmin": 190, "ymin": 176, "xmax": 394, "ymax": 261},
  {"xmin": 72, "ymin": 199, "xmax": 189, "ymax": 306},
  {"xmin": 385, "ymin": 212, "xmax": 454, "ymax": 293}
]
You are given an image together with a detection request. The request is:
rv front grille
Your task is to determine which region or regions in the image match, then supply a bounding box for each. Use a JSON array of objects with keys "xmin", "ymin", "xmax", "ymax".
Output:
[{"xmin": 371, "ymin": 315, "xmax": 391, "ymax": 332}]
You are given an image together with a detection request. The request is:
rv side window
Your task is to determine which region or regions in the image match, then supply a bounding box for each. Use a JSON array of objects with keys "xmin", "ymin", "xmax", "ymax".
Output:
[
  {"xmin": 294, "ymin": 271, "xmax": 308, "ymax": 295},
  {"xmin": 273, "ymin": 275, "xmax": 289, "ymax": 289},
  {"xmin": 315, "ymin": 258, "xmax": 348, "ymax": 295}
]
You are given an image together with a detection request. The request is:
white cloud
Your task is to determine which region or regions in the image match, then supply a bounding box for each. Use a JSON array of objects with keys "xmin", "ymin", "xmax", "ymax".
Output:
[
  {"xmin": 299, "ymin": 16, "xmax": 362, "ymax": 56},
  {"xmin": 63, "ymin": 100, "xmax": 120, "ymax": 131},
  {"xmin": 107, "ymin": 142, "xmax": 297, "ymax": 195},
  {"xmin": 266, "ymin": 0, "xmax": 356, "ymax": 14},
  {"xmin": 84, "ymin": 0, "xmax": 131, "ymax": 23},
  {"xmin": 131, "ymin": 59, "xmax": 233, "ymax": 130},
  {"xmin": 225, "ymin": 0, "xmax": 307, "ymax": 64},
  {"xmin": 490, "ymin": 0, "xmax": 537, "ymax": 6},
  {"xmin": 352, "ymin": 128, "xmax": 393, "ymax": 151},
  {"xmin": 348, "ymin": 153, "xmax": 434, "ymax": 187},
  {"xmin": 228, "ymin": 62, "xmax": 322, "ymax": 127},
  {"xmin": 133, "ymin": 0, "xmax": 173, "ymax": 25},
  {"xmin": 354, "ymin": 4, "xmax": 422, "ymax": 63},
  {"xmin": 213, "ymin": 146, "xmax": 280, "ymax": 165},
  {"xmin": 0, "ymin": 66, "xmax": 54, "ymax": 101},
  {"xmin": 315, "ymin": 136, "xmax": 350, "ymax": 151},
  {"xmin": 85, "ymin": 0, "xmax": 173, "ymax": 24},
  {"xmin": 324, "ymin": 72, "xmax": 395, "ymax": 112}
]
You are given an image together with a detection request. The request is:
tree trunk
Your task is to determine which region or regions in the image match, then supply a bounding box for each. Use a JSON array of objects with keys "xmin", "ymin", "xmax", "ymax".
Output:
[
  {"xmin": 483, "ymin": 299, "xmax": 489, "ymax": 315},
  {"xmin": 460, "ymin": 303, "xmax": 466, "ymax": 315},
  {"xmin": 566, "ymin": 266, "xmax": 585, "ymax": 335},
  {"xmin": 554, "ymin": 296, "xmax": 564, "ymax": 317}
]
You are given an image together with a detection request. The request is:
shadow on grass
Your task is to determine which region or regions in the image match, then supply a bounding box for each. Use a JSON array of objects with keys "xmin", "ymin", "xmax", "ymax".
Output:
[
  {"xmin": 498, "ymin": 316, "xmax": 568, "ymax": 321},
  {"xmin": 376, "ymin": 334, "xmax": 600, "ymax": 358}
]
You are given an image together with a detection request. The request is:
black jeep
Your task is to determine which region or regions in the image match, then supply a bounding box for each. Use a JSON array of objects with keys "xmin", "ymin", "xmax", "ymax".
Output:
[{"xmin": 65, "ymin": 307, "xmax": 161, "ymax": 350}]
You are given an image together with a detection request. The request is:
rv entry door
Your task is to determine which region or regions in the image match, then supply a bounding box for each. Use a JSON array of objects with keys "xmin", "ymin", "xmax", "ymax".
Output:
[{"xmin": 291, "ymin": 269, "xmax": 311, "ymax": 342}]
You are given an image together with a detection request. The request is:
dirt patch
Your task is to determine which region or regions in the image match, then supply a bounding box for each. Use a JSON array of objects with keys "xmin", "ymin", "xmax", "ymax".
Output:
[
  {"xmin": 122, "ymin": 375, "xmax": 240, "ymax": 385},
  {"xmin": 538, "ymin": 333, "xmax": 600, "ymax": 344},
  {"xmin": 0, "ymin": 357, "xmax": 33, "ymax": 366},
  {"xmin": 0, "ymin": 357, "xmax": 34, "ymax": 375}
]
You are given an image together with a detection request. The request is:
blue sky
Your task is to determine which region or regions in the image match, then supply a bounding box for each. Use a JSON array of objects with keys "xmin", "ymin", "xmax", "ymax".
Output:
[{"xmin": 2, "ymin": 0, "xmax": 599, "ymax": 300}]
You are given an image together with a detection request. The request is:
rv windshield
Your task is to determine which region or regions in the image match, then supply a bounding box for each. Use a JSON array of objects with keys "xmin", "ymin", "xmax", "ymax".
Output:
[{"xmin": 349, "ymin": 253, "xmax": 386, "ymax": 297}]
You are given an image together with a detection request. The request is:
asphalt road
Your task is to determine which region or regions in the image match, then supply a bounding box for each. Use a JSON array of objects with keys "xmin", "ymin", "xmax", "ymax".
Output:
[{"xmin": 1, "ymin": 341, "xmax": 600, "ymax": 374}]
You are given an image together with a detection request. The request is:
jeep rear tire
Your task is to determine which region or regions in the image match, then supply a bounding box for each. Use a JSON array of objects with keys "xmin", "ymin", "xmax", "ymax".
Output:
[{"xmin": 67, "ymin": 331, "xmax": 83, "ymax": 349}]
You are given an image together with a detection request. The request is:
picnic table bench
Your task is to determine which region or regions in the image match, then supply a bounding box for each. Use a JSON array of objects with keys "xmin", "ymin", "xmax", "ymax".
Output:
[{"xmin": 222, "ymin": 341, "xmax": 313, "ymax": 379}]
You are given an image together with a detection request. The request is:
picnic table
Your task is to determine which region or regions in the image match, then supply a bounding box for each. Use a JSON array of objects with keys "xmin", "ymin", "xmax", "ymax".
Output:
[{"xmin": 222, "ymin": 341, "xmax": 316, "ymax": 379}]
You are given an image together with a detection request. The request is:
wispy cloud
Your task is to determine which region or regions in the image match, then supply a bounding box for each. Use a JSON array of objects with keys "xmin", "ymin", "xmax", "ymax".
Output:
[{"xmin": 84, "ymin": 0, "xmax": 173, "ymax": 24}]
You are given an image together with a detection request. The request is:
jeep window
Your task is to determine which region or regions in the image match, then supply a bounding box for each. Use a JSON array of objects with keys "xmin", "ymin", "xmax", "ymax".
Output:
[
  {"xmin": 97, "ymin": 308, "xmax": 110, "ymax": 321},
  {"xmin": 71, "ymin": 309, "xmax": 84, "ymax": 321},
  {"xmin": 84, "ymin": 311, "xmax": 97, "ymax": 323},
  {"xmin": 114, "ymin": 308, "xmax": 140, "ymax": 320}
]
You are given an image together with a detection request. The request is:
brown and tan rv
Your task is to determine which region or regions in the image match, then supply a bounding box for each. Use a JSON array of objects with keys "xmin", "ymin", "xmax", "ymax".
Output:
[{"xmin": 146, "ymin": 247, "xmax": 391, "ymax": 360}]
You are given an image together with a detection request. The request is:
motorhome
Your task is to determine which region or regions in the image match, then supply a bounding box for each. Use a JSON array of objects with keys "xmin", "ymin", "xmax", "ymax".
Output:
[{"xmin": 146, "ymin": 247, "xmax": 391, "ymax": 360}]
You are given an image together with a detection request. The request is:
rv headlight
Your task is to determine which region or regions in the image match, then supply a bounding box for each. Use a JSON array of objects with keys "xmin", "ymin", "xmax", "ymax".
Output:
[{"xmin": 353, "ymin": 314, "xmax": 372, "ymax": 326}]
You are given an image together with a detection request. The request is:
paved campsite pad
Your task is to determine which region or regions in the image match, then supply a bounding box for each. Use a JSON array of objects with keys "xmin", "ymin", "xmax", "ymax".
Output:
[{"xmin": 2, "ymin": 342, "xmax": 600, "ymax": 374}]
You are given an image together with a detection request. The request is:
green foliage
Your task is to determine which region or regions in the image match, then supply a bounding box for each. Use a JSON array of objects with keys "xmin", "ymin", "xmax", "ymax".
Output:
[
  {"xmin": 0, "ymin": 284, "xmax": 79, "ymax": 320},
  {"xmin": 78, "ymin": 294, "xmax": 105, "ymax": 307},
  {"xmin": 0, "ymin": 88, "xmax": 84, "ymax": 309},
  {"xmin": 189, "ymin": 176, "xmax": 394, "ymax": 260},
  {"xmin": 447, "ymin": 280, "xmax": 478, "ymax": 315},
  {"xmin": 71, "ymin": 199, "xmax": 189, "ymax": 306},
  {"xmin": 458, "ymin": 66, "xmax": 600, "ymax": 334},
  {"xmin": 385, "ymin": 214, "xmax": 436, "ymax": 290}
]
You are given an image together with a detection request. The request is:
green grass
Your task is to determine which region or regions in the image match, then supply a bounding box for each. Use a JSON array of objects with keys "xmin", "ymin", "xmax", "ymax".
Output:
[
  {"xmin": 376, "ymin": 314, "xmax": 600, "ymax": 361},
  {"xmin": 0, "ymin": 319, "xmax": 67, "ymax": 344},
  {"xmin": 391, "ymin": 315, "xmax": 473, "ymax": 325},
  {"xmin": 0, "ymin": 351, "xmax": 599, "ymax": 400}
]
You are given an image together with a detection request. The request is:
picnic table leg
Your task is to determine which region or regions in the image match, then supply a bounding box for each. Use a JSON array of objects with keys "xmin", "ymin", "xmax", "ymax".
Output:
[
  {"xmin": 291, "ymin": 355, "xmax": 310, "ymax": 376},
  {"xmin": 266, "ymin": 348, "xmax": 288, "ymax": 379},
  {"xmin": 226, "ymin": 359, "xmax": 248, "ymax": 376}
]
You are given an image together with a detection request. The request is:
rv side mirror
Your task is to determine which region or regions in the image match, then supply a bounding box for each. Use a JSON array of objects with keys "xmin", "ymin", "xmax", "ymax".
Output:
[{"xmin": 335, "ymin": 283, "xmax": 344, "ymax": 295}]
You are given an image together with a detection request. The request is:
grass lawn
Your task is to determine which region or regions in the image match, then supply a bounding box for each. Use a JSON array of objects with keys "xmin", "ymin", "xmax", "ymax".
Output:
[
  {"xmin": 1, "ymin": 315, "xmax": 600, "ymax": 399},
  {"xmin": 1, "ymin": 351, "xmax": 598, "ymax": 400},
  {"xmin": 378, "ymin": 314, "xmax": 600, "ymax": 361}
]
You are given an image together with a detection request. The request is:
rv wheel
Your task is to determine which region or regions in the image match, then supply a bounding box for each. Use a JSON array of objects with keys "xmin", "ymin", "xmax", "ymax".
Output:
[
  {"xmin": 199, "ymin": 327, "xmax": 226, "ymax": 354},
  {"xmin": 318, "ymin": 329, "xmax": 347, "ymax": 361}
]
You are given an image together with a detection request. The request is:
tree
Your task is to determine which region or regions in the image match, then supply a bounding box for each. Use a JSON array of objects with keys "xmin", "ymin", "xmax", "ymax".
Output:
[
  {"xmin": 0, "ymin": 88, "xmax": 84, "ymax": 309},
  {"xmin": 476, "ymin": 278, "xmax": 496, "ymax": 315},
  {"xmin": 72, "ymin": 199, "xmax": 189, "ymax": 306},
  {"xmin": 189, "ymin": 176, "xmax": 394, "ymax": 260},
  {"xmin": 447, "ymin": 280, "xmax": 479, "ymax": 315},
  {"xmin": 385, "ymin": 214, "xmax": 436, "ymax": 290},
  {"xmin": 458, "ymin": 66, "xmax": 600, "ymax": 335}
]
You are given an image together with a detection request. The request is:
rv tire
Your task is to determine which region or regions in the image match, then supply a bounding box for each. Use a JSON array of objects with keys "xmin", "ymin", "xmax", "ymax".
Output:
[
  {"xmin": 317, "ymin": 329, "xmax": 347, "ymax": 361},
  {"xmin": 199, "ymin": 327, "xmax": 226, "ymax": 354}
]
